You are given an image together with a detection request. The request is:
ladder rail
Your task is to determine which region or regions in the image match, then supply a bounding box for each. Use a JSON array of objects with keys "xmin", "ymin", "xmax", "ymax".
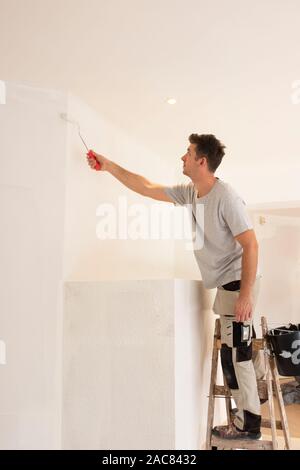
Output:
[
  {"xmin": 205, "ymin": 321, "xmax": 220, "ymax": 449},
  {"xmin": 205, "ymin": 316, "xmax": 291, "ymax": 450}
]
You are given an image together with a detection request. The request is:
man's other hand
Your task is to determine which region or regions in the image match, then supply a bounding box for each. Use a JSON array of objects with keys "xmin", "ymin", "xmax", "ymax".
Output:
[{"xmin": 234, "ymin": 294, "xmax": 253, "ymax": 322}]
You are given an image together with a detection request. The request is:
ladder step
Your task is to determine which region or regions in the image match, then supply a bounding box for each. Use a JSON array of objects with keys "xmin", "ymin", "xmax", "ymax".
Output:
[
  {"xmin": 261, "ymin": 418, "xmax": 283, "ymax": 430},
  {"xmin": 225, "ymin": 412, "xmax": 283, "ymax": 431},
  {"xmin": 211, "ymin": 435, "xmax": 274, "ymax": 450},
  {"xmin": 214, "ymin": 379, "xmax": 271, "ymax": 401}
]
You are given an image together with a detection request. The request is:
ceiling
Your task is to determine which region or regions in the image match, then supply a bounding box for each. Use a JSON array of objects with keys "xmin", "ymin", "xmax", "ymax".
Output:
[{"xmin": 0, "ymin": 0, "xmax": 300, "ymax": 162}]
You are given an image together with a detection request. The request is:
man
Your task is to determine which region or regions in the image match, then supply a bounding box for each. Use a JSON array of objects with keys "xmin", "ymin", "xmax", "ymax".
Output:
[{"xmin": 87, "ymin": 133, "xmax": 263, "ymax": 440}]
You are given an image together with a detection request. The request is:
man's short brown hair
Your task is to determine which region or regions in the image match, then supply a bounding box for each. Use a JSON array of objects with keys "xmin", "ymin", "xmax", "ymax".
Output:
[{"xmin": 189, "ymin": 134, "xmax": 226, "ymax": 172}]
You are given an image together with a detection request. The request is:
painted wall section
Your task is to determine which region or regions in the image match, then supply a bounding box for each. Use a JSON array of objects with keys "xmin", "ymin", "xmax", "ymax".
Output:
[
  {"xmin": 252, "ymin": 212, "xmax": 300, "ymax": 329},
  {"xmin": 0, "ymin": 81, "xmax": 67, "ymax": 449},
  {"xmin": 63, "ymin": 94, "xmax": 176, "ymax": 281},
  {"xmin": 63, "ymin": 280, "xmax": 221, "ymax": 450}
]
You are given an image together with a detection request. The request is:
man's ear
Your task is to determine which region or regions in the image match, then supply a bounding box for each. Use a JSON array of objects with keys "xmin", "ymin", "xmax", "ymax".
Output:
[
  {"xmin": 195, "ymin": 154, "xmax": 203, "ymax": 164},
  {"xmin": 198, "ymin": 155, "xmax": 206, "ymax": 166}
]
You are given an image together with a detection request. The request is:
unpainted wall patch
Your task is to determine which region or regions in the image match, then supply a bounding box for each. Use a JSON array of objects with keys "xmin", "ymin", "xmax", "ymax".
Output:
[
  {"xmin": 0, "ymin": 80, "xmax": 6, "ymax": 104},
  {"xmin": 0, "ymin": 340, "xmax": 6, "ymax": 365}
]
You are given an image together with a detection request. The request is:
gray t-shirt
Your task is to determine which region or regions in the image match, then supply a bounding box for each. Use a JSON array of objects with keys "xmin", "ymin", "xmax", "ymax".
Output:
[{"xmin": 164, "ymin": 178, "xmax": 255, "ymax": 289}]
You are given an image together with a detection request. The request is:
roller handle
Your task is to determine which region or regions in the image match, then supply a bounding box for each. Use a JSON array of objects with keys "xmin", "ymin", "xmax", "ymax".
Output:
[{"xmin": 87, "ymin": 150, "xmax": 101, "ymax": 171}]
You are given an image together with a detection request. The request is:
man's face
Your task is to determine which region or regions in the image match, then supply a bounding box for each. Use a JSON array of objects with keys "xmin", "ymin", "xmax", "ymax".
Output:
[{"xmin": 181, "ymin": 143, "xmax": 199, "ymax": 177}]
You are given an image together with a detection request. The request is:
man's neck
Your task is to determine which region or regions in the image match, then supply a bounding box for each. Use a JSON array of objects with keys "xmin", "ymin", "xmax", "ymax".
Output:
[{"xmin": 194, "ymin": 175, "xmax": 217, "ymax": 198}]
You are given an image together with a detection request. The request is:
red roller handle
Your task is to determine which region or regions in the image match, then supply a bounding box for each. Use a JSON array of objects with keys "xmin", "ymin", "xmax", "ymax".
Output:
[{"xmin": 87, "ymin": 150, "xmax": 101, "ymax": 171}]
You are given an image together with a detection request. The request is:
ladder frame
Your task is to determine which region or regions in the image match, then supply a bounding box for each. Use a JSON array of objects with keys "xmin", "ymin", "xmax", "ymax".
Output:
[{"xmin": 205, "ymin": 316, "xmax": 291, "ymax": 450}]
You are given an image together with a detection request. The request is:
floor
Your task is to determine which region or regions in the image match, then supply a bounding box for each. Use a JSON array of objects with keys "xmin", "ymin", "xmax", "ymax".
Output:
[{"xmin": 261, "ymin": 379, "xmax": 300, "ymax": 449}]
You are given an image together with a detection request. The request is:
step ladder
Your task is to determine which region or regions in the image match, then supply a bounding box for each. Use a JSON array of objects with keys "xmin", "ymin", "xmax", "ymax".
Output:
[{"xmin": 206, "ymin": 316, "xmax": 291, "ymax": 450}]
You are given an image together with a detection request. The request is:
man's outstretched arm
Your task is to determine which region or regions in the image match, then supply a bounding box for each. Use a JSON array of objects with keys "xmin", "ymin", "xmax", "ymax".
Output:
[{"xmin": 86, "ymin": 150, "xmax": 174, "ymax": 203}]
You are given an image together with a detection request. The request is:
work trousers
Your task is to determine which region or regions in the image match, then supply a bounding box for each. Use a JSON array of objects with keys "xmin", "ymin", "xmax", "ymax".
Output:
[{"xmin": 212, "ymin": 276, "xmax": 265, "ymax": 433}]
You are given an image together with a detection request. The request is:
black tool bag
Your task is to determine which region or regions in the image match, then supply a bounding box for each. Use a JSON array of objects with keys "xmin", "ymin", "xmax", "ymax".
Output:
[{"xmin": 267, "ymin": 324, "xmax": 300, "ymax": 376}]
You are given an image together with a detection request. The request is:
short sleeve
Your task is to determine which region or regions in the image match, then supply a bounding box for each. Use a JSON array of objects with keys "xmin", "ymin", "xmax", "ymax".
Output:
[
  {"xmin": 163, "ymin": 183, "xmax": 192, "ymax": 206},
  {"xmin": 221, "ymin": 194, "xmax": 253, "ymax": 237}
]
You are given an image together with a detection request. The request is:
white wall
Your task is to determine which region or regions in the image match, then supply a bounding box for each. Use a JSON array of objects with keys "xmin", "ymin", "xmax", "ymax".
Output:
[
  {"xmin": 63, "ymin": 93, "xmax": 176, "ymax": 281},
  {"xmin": 0, "ymin": 81, "xmax": 67, "ymax": 449},
  {"xmin": 63, "ymin": 280, "xmax": 175, "ymax": 450},
  {"xmin": 63, "ymin": 280, "xmax": 221, "ymax": 450},
  {"xmin": 252, "ymin": 211, "xmax": 300, "ymax": 330}
]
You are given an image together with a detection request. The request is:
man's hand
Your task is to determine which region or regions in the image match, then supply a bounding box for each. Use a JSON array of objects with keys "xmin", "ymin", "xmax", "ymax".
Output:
[
  {"xmin": 234, "ymin": 293, "xmax": 253, "ymax": 322},
  {"xmin": 86, "ymin": 150, "xmax": 110, "ymax": 171}
]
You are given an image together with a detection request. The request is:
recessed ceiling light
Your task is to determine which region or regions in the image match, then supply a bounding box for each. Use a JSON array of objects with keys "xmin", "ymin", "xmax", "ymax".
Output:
[{"xmin": 166, "ymin": 97, "xmax": 176, "ymax": 105}]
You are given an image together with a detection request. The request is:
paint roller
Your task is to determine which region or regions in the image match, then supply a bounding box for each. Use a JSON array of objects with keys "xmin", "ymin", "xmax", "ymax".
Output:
[{"xmin": 60, "ymin": 113, "xmax": 101, "ymax": 170}]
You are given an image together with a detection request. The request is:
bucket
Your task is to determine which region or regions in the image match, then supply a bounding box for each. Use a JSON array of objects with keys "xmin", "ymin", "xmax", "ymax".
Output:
[{"xmin": 266, "ymin": 324, "xmax": 300, "ymax": 376}]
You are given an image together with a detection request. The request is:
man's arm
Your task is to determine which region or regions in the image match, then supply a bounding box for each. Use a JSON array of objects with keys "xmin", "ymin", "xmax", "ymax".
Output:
[
  {"xmin": 234, "ymin": 229, "xmax": 258, "ymax": 322},
  {"xmin": 87, "ymin": 150, "xmax": 173, "ymax": 203}
]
